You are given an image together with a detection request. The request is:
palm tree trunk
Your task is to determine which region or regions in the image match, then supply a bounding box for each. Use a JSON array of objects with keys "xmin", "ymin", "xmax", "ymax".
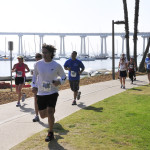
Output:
[
  {"xmin": 133, "ymin": 0, "xmax": 140, "ymax": 69},
  {"xmin": 138, "ymin": 37, "xmax": 150, "ymax": 72},
  {"xmin": 122, "ymin": 0, "xmax": 130, "ymax": 61}
]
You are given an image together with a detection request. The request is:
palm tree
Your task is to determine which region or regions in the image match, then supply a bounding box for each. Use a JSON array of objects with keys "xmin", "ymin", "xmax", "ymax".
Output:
[
  {"xmin": 122, "ymin": 0, "xmax": 130, "ymax": 61},
  {"xmin": 133, "ymin": 0, "xmax": 140, "ymax": 69},
  {"xmin": 138, "ymin": 37, "xmax": 150, "ymax": 72}
]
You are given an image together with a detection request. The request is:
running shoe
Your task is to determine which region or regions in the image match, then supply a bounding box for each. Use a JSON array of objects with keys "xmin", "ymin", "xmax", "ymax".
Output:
[
  {"xmin": 120, "ymin": 85, "xmax": 123, "ymax": 88},
  {"xmin": 123, "ymin": 86, "xmax": 125, "ymax": 89},
  {"xmin": 16, "ymin": 102, "xmax": 21, "ymax": 107},
  {"xmin": 72, "ymin": 100, "xmax": 77, "ymax": 105},
  {"xmin": 45, "ymin": 131, "xmax": 54, "ymax": 142},
  {"xmin": 22, "ymin": 93, "xmax": 26, "ymax": 102},
  {"xmin": 33, "ymin": 116, "xmax": 40, "ymax": 122},
  {"xmin": 77, "ymin": 91, "xmax": 81, "ymax": 100}
]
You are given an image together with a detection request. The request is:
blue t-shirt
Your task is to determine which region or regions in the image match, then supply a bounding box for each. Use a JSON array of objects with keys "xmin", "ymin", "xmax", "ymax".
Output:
[
  {"xmin": 64, "ymin": 58, "xmax": 85, "ymax": 80},
  {"xmin": 145, "ymin": 58, "xmax": 150, "ymax": 70}
]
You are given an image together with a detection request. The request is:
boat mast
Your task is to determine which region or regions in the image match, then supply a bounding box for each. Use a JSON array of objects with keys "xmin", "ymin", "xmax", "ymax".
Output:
[{"xmin": 5, "ymin": 37, "xmax": 6, "ymax": 57}]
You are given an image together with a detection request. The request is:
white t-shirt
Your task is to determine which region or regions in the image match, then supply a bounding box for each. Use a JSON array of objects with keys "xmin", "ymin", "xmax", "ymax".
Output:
[
  {"xmin": 119, "ymin": 61, "xmax": 127, "ymax": 71},
  {"xmin": 32, "ymin": 59, "xmax": 66, "ymax": 95}
]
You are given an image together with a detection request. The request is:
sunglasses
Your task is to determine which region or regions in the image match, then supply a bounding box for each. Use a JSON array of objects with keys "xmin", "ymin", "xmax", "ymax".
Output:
[{"xmin": 35, "ymin": 56, "xmax": 42, "ymax": 58}]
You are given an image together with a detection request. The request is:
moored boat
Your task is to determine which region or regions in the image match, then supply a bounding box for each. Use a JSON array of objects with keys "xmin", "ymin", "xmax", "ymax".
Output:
[{"xmin": 77, "ymin": 54, "xmax": 95, "ymax": 61}]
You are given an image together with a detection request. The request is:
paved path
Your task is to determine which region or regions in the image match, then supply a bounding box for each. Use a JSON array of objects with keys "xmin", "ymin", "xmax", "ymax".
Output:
[{"xmin": 0, "ymin": 75, "xmax": 148, "ymax": 150}]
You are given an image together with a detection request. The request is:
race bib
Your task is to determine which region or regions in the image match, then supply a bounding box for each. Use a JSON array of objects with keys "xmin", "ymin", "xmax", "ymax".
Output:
[
  {"xmin": 16, "ymin": 71, "xmax": 22, "ymax": 77},
  {"xmin": 71, "ymin": 71, "xmax": 77, "ymax": 77},
  {"xmin": 129, "ymin": 65, "xmax": 133, "ymax": 69},
  {"xmin": 42, "ymin": 81, "xmax": 51, "ymax": 92}
]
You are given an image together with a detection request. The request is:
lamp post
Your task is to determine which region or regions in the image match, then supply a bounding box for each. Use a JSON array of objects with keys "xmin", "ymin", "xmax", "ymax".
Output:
[
  {"xmin": 8, "ymin": 41, "xmax": 13, "ymax": 92},
  {"xmin": 112, "ymin": 20, "xmax": 125, "ymax": 80}
]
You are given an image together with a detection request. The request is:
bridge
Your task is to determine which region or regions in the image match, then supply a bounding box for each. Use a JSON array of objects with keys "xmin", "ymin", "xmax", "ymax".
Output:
[{"xmin": 0, "ymin": 32, "xmax": 150, "ymax": 56}]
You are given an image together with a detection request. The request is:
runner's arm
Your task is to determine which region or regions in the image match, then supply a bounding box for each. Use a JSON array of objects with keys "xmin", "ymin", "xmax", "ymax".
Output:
[
  {"xmin": 31, "ymin": 64, "xmax": 38, "ymax": 88},
  {"xmin": 25, "ymin": 64, "xmax": 30, "ymax": 73},
  {"xmin": 12, "ymin": 64, "xmax": 17, "ymax": 72},
  {"xmin": 57, "ymin": 64, "xmax": 67, "ymax": 85}
]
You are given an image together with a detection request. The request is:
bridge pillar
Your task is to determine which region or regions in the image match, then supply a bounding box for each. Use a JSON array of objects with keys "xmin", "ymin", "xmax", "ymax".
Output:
[
  {"xmin": 142, "ymin": 36, "xmax": 146, "ymax": 54},
  {"xmin": 99, "ymin": 36, "xmax": 108, "ymax": 56},
  {"xmin": 104, "ymin": 36, "xmax": 108, "ymax": 56},
  {"xmin": 59, "ymin": 35, "xmax": 66, "ymax": 57},
  {"xmin": 80, "ymin": 36, "xmax": 86, "ymax": 55},
  {"xmin": 39, "ymin": 34, "xmax": 44, "ymax": 53},
  {"xmin": 18, "ymin": 34, "xmax": 23, "ymax": 56},
  {"xmin": 100, "ymin": 37, "xmax": 103, "ymax": 56}
]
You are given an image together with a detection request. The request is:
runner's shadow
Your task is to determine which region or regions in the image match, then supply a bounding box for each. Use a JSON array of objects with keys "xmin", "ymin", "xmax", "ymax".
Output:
[
  {"xmin": 48, "ymin": 123, "xmax": 69, "ymax": 150},
  {"xmin": 20, "ymin": 103, "xmax": 35, "ymax": 114},
  {"xmin": 84, "ymin": 106, "xmax": 103, "ymax": 112},
  {"xmin": 77, "ymin": 102, "xmax": 87, "ymax": 108},
  {"xmin": 38, "ymin": 121, "xmax": 49, "ymax": 128},
  {"xmin": 130, "ymin": 88, "xmax": 142, "ymax": 91}
]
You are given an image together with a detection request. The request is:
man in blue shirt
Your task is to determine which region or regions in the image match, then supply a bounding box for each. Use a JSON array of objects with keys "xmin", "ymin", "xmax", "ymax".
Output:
[
  {"xmin": 64, "ymin": 51, "xmax": 85, "ymax": 105},
  {"xmin": 145, "ymin": 53, "xmax": 150, "ymax": 84}
]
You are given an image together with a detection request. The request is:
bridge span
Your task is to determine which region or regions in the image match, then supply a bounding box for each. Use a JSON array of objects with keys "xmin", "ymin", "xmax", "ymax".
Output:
[{"xmin": 0, "ymin": 32, "xmax": 150, "ymax": 56}]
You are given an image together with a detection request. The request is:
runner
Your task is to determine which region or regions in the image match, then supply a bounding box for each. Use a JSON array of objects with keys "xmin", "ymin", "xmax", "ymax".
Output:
[
  {"xmin": 64, "ymin": 51, "xmax": 85, "ymax": 105},
  {"xmin": 118, "ymin": 56, "xmax": 128, "ymax": 89},
  {"xmin": 128, "ymin": 57, "xmax": 136, "ymax": 84},
  {"xmin": 32, "ymin": 43, "xmax": 66, "ymax": 142},
  {"xmin": 145, "ymin": 53, "xmax": 150, "ymax": 84},
  {"xmin": 32, "ymin": 53, "xmax": 42, "ymax": 122},
  {"xmin": 12, "ymin": 56, "xmax": 30, "ymax": 107}
]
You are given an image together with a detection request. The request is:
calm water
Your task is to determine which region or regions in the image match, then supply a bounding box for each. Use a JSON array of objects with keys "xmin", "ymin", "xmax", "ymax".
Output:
[{"xmin": 0, "ymin": 56, "xmax": 143, "ymax": 76}]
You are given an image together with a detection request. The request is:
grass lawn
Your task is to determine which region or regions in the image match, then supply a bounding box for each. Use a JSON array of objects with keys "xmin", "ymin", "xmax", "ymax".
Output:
[{"xmin": 11, "ymin": 85, "xmax": 150, "ymax": 150}]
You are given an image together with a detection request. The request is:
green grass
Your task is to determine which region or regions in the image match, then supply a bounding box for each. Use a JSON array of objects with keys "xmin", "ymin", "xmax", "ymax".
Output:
[{"xmin": 11, "ymin": 85, "xmax": 150, "ymax": 150}]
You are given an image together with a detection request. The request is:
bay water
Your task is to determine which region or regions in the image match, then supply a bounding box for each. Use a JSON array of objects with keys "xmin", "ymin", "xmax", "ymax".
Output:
[{"xmin": 0, "ymin": 56, "xmax": 143, "ymax": 77}]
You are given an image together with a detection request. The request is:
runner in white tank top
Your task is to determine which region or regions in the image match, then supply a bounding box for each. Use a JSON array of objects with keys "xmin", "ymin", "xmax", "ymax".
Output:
[{"xmin": 118, "ymin": 57, "xmax": 127, "ymax": 89}]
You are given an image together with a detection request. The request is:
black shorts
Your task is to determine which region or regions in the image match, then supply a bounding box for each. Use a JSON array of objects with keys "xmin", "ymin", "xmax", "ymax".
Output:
[
  {"xmin": 120, "ymin": 71, "xmax": 127, "ymax": 77},
  {"xmin": 15, "ymin": 77, "xmax": 25, "ymax": 85},
  {"xmin": 37, "ymin": 93, "xmax": 59, "ymax": 110},
  {"xmin": 129, "ymin": 71, "xmax": 134, "ymax": 79},
  {"xmin": 147, "ymin": 69, "xmax": 150, "ymax": 73},
  {"xmin": 69, "ymin": 80, "xmax": 79, "ymax": 92}
]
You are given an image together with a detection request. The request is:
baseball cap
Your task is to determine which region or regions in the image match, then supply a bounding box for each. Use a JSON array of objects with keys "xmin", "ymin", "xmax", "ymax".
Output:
[{"xmin": 17, "ymin": 56, "xmax": 24, "ymax": 59}]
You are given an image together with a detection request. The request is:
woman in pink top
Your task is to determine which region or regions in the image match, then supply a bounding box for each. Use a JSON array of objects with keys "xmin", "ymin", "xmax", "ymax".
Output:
[{"xmin": 12, "ymin": 56, "xmax": 30, "ymax": 107}]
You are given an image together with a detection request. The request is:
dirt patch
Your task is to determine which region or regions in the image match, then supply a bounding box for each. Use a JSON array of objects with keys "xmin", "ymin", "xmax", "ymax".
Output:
[{"xmin": 0, "ymin": 72, "xmax": 146, "ymax": 105}]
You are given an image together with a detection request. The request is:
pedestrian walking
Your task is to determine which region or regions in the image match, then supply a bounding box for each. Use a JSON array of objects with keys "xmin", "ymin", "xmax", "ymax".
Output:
[
  {"xmin": 128, "ymin": 57, "xmax": 136, "ymax": 84},
  {"xmin": 12, "ymin": 56, "xmax": 30, "ymax": 107},
  {"xmin": 145, "ymin": 53, "xmax": 150, "ymax": 84},
  {"xmin": 118, "ymin": 56, "xmax": 127, "ymax": 89},
  {"xmin": 32, "ymin": 43, "xmax": 66, "ymax": 142},
  {"xmin": 32, "ymin": 53, "xmax": 42, "ymax": 122},
  {"xmin": 64, "ymin": 51, "xmax": 85, "ymax": 105}
]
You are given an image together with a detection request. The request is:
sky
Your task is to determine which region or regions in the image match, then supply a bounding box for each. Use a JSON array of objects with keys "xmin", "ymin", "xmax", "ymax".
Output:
[{"xmin": 0, "ymin": 0, "xmax": 150, "ymax": 56}]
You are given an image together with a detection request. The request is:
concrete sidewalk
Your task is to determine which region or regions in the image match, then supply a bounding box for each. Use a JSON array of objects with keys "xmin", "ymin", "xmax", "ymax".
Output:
[{"xmin": 0, "ymin": 75, "xmax": 148, "ymax": 150}]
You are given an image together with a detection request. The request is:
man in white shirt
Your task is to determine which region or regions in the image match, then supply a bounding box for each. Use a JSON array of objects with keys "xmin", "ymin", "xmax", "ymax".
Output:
[{"xmin": 32, "ymin": 43, "xmax": 66, "ymax": 142}]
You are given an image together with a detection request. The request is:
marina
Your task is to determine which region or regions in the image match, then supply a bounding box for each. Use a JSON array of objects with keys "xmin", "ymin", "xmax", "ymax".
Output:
[{"xmin": 0, "ymin": 55, "xmax": 143, "ymax": 81}]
